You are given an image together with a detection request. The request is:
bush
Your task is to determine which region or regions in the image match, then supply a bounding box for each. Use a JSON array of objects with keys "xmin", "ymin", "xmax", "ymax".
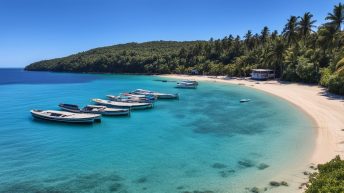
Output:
[
  {"xmin": 305, "ymin": 156, "xmax": 344, "ymax": 193},
  {"xmin": 320, "ymin": 68, "xmax": 332, "ymax": 87},
  {"xmin": 328, "ymin": 74, "xmax": 344, "ymax": 95},
  {"xmin": 296, "ymin": 57, "xmax": 319, "ymax": 83}
]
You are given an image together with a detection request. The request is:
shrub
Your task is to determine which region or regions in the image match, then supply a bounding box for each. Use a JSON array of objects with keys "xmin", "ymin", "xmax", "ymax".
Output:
[{"xmin": 305, "ymin": 156, "xmax": 344, "ymax": 193}]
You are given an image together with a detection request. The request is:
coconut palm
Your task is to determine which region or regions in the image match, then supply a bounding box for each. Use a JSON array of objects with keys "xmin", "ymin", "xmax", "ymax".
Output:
[
  {"xmin": 260, "ymin": 26, "xmax": 270, "ymax": 43},
  {"xmin": 325, "ymin": 3, "xmax": 344, "ymax": 31},
  {"xmin": 267, "ymin": 37, "xmax": 286, "ymax": 78},
  {"xmin": 298, "ymin": 12, "xmax": 316, "ymax": 41},
  {"xmin": 282, "ymin": 16, "xmax": 299, "ymax": 45}
]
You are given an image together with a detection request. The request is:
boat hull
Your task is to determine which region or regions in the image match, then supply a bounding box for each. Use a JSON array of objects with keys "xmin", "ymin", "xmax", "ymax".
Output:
[
  {"xmin": 59, "ymin": 106, "xmax": 130, "ymax": 116},
  {"xmin": 92, "ymin": 99, "xmax": 153, "ymax": 110},
  {"xmin": 31, "ymin": 112, "xmax": 100, "ymax": 123}
]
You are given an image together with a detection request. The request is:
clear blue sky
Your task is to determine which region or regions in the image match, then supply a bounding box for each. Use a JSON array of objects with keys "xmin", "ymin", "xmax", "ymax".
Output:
[{"xmin": 0, "ymin": 0, "xmax": 341, "ymax": 67}]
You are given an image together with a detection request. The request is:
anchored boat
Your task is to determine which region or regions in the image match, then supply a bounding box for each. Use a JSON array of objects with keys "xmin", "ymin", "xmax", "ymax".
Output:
[
  {"xmin": 30, "ymin": 110, "xmax": 101, "ymax": 123},
  {"xmin": 131, "ymin": 89, "xmax": 179, "ymax": 99},
  {"xmin": 240, "ymin": 99, "xmax": 251, "ymax": 103},
  {"xmin": 92, "ymin": 98, "xmax": 153, "ymax": 110},
  {"xmin": 106, "ymin": 95, "xmax": 155, "ymax": 103},
  {"xmin": 59, "ymin": 103, "xmax": 130, "ymax": 116},
  {"xmin": 176, "ymin": 80, "xmax": 198, "ymax": 89}
]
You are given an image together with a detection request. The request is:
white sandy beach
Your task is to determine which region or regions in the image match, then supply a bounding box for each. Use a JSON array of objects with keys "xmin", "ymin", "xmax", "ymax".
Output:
[{"xmin": 162, "ymin": 74, "xmax": 344, "ymax": 165}]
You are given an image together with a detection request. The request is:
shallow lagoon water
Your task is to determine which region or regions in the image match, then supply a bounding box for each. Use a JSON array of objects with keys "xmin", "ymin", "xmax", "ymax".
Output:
[{"xmin": 0, "ymin": 69, "xmax": 315, "ymax": 193}]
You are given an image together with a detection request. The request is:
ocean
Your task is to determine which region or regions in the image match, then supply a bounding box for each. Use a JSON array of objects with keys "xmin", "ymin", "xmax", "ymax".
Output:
[{"xmin": 0, "ymin": 69, "xmax": 315, "ymax": 193}]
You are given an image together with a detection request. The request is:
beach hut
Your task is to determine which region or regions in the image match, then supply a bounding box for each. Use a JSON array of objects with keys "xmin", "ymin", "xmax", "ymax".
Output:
[{"xmin": 251, "ymin": 69, "xmax": 275, "ymax": 80}]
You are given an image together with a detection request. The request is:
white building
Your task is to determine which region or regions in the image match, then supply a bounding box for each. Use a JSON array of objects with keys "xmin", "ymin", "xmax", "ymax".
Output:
[{"xmin": 251, "ymin": 69, "xmax": 275, "ymax": 80}]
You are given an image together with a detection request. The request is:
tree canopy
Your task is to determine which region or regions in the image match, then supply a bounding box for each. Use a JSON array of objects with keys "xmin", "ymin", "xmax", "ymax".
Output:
[{"xmin": 25, "ymin": 3, "xmax": 344, "ymax": 95}]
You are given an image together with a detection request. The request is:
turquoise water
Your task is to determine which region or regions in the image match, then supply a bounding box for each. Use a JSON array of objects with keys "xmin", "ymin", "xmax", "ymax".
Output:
[{"xmin": 0, "ymin": 69, "xmax": 315, "ymax": 193}]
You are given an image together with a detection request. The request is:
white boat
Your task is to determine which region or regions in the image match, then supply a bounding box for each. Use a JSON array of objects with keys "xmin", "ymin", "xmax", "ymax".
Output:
[
  {"xmin": 181, "ymin": 80, "xmax": 198, "ymax": 85},
  {"xmin": 106, "ymin": 95, "xmax": 155, "ymax": 103},
  {"xmin": 30, "ymin": 110, "xmax": 101, "ymax": 123},
  {"xmin": 131, "ymin": 89, "xmax": 179, "ymax": 99},
  {"xmin": 92, "ymin": 99, "xmax": 153, "ymax": 110},
  {"xmin": 176, "ymin": 82, "xmax": 197, "ymax": 89},
  {"xmin": 59, "ymin": 103, "xmax": 130, "ymax": 116}
]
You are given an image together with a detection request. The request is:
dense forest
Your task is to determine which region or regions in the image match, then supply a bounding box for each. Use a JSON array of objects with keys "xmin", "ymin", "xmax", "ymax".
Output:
[{"xmin": 25, "ymin": 3, "xmax": 344, "ymax": 95}]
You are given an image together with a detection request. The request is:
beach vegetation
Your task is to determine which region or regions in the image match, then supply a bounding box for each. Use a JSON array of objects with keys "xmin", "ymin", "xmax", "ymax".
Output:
[
  {"xmin": 305, "ymin": 155, "xmax": 344, "ymax": 193},
  {"xmin": 25, "ymin": 3, "xmax": 344, "ymax": 95}
]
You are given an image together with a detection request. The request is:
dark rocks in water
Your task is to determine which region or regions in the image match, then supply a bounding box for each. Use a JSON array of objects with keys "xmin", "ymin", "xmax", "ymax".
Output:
[
  {"xmin": 142, "ymin": 187, "xmax": 147, "ymax": 191},
  {"xmin": 269, "ymin": 180, "xmax": 288, "ymax": 187},
  {"xmin": 134, "ymin": 176, "xmax": 147, "ymax": 184},
  {"xmin": 177, "ymin": 186, "xmax": 185, "ymax": 190},
  {"xmin": 212, "ymin": 163, "xmax": 227, "ymax": 169},
  {"xmin": 250, "ymin": 187, "xmax": 260, "ymax": 193},
  {"xmin": 257, "ymin": 163, "xmax": 269, "ymax": 170},
  {"xmin": 238, "ymin": 159, "xmax": 255, "ymax": 168},
  {"xmin": 219, "ymin": 170, "xmax": 235, "ymax": 178},
  {"xmin": 281, "ymin": 181, "xmax": 288, "ymax": 186},
  {"xmin": 109, "ymin": 183, "xmax": 122, "ymax": 192},
  {"xmin": 269, "ymin": 181, "xmax": 281, "ymax": 187}
]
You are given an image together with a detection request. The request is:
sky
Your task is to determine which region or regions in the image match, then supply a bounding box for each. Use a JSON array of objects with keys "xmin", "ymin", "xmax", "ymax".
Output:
[{"xmin": 0, "ymin": 0, "xmax": 341, "ymax": 67}]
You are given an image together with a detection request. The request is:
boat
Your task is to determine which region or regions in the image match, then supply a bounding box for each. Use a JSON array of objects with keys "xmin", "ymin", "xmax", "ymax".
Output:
[
  {"xmin": 92, "ymin": 99, "xmax": 153, "ymax": 110},
  {"xmin": 30, "ymin": 110, "xmax": 101, "ymax": 123},
  {"xmin": 131, "ymin": 89, "xmax": 179, "ymax": 99},
  {"xmin": 106, "ymin": 95, "xmax": 155, "ymax": 103},
  {"xmin": 59, "ymin": 103, "xmax": 130, "ymax": 116},
  {"xmin": 181, "ymin": 80, "xmax": 198, "ymax": 85},
  {"xmin": 240, "ymin": 99, "xmax": 251, "ymax": 103},
  {"xmin": 176, "ymin": 82, "xmax": 197, "ymax": 89}
]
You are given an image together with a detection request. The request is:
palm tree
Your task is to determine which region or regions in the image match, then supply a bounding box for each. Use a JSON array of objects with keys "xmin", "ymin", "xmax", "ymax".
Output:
[
  {"xmin": 298, "ymin": 12, "xmax": 316, "ymax": 41},
  {"xmin": 282, "ymin": 16, "xmax": 298, "ymax": 45},
  {"xmin": 260, "ymin": 26, "xmax": 270, "ymax": 43},
  {"xmin": 267, "ymin": 37, "xmax": 285, "ymax": 78},
  {"xmin": 325, "ymin": 3, "xmax": 344, "ymax": 31},
  {"xmin": 244, "ymin": 30, "xmax": 254, "ymax": 50}
]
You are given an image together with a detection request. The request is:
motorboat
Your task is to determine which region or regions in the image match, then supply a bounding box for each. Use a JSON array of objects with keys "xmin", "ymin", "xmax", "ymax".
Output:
[
  {"xmin": 92, "ymin": 98, "xmax": 153, "ymax": 110},
  {"xmin": 240, "ymin": 99, "xmax": 251, "ymax": 103},
  {"xmin": 106, "ymin": 95, "xmax": 155, "ymax": 103},
  {"xmin": 30, "ymin": 110, "xmax": 101, "ymax": 123},
  {"xmin": 181, "ymin": 80, "xmax": 198, "ymax": 85},
  {"xmin": 59, "ymin": 103, "xmax": 130, "ymax": 116},
  {"xmin": 131, "ymin": 89, "xmax": 179, "ymax": 99},
  {"xmin": 176, "ymin": 82, "xmax": 197, "ymax": 89}
]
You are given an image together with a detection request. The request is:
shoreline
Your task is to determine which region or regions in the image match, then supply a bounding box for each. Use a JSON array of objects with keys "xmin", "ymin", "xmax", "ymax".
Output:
[{"xmin": 160, "ymin": 74, "xmax": 344, "ymax": 190}]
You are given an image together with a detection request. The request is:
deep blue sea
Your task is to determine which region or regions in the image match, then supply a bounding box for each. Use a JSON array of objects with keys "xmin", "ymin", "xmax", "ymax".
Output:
[{"xmin": 0, "ymin": 69, "xmax": 315, "ymax": 193}]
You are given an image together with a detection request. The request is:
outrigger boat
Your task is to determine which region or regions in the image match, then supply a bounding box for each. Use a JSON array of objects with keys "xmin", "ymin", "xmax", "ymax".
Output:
[
  {"xmin": 30, "ymin": 110, "xmax": 101, "ymax": 123},
  {"xmin": 59, "ymin": 104, "xmax": 130, "ymax": 116},
  {"xmin": 92, "ymin": 99, "xmax": 153, "ymax": 110},
  {"xmin": 131, "ymin": 89, "xmax": 179, "ymax": 99}
]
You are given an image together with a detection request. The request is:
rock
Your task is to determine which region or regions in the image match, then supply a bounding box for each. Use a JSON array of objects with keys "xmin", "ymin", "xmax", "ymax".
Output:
[
  {"xmin": 303, "ymin": 171, "xmax": 310, "ymax": 175},
  {"xmin": 238, "ymin": 160, "xmax": 254, "ymax": 168},
  {"xmin": 281, "ymin": 181, "xmax": 288, "ymax": 186},
  {"xmin": 109, "ymin": 183, "xmax": 122, "ymax": 192},
  {"xmin": 134, "ymin": 177, "xmax": 147, "ymax": 183},
  {"xmin": 257, "ymin": 163, "xmax": 269, "ymax": 170},
  {"xmin": 212, "ymin": 163, "xmax": 227, "ymax": 169},
  {"xmin": 250, "ymin": 187, "xmax": 260, "ymax": 193},
  {"xmin": 269, "ymin": 181, "xmax": 280, "ymax": 187},
  {"xmin": 177, "ymin": 186, "xmax": 185, "ymax": 190},
  {"xmin": 219, "ymin": 170, "xmax": 235, "ymax": 178}
]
